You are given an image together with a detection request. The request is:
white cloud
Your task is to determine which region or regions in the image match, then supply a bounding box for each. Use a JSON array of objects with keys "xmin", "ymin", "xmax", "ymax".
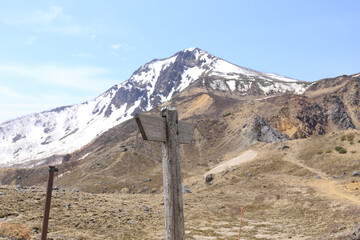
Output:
[
  {"xmin": 111, "ymin": 43, "xmax": 136, "ymax": 51},
  {"xmin": 25, "ymin": 36, "xmax": 36, "ymax": 45},
  {"xmin": 3, "ymin": 5, "xmax": 63, "ymax": 25},
  {"xmin": 112, "ymin": 44, "xmax": 121, "ymax": 50},
  {"xmin": 71, "ymin": 53, "xmax": 95, "ymax": 59},
  {"xmin": 46, "ymin": 25, "xmax": 86, "ymax": 35},
  {"xmin": 33, "ymin": 5, "xmax": 63, "ymax": 25},
  {"xmin": 0, "ymin": 63, "xmax": 122, "ymax": 123},
  {"xmin": 1, "ymin": 6, "xmax": 88, "ymax": 35},
  {"xmin": 0, "ymin": 63, "xmax": 118, "ymax": 92},
  {"xmin": 91, "ymin": 34, "xmax": 96, "ymax": 40},
  {"xmin": 0, "ymin": 86, "xmax": 27, "ymax": 98}
]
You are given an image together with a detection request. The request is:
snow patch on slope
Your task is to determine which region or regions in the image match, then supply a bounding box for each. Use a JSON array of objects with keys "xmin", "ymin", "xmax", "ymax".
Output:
[
  {"xmin": 264, "ymin": 73, "xmax": 299, "ymax": 83},
  {"xmin": 258, "ymin": 82, "xmax": 307, "ymax": 95},
  {"xmin": 227, "ymin": 80, "xmax": 236, "ymax": 92},
  {"xmin": 0, "ymin": 47, "xmax": 310, "ymax": 167},
  {"xmin": 0, "ymin": 91, "xmax": 132, "ymax": 167},
  {"xmin": 210, "ymin": 59, "xmax": 255, "ymax": 77}
]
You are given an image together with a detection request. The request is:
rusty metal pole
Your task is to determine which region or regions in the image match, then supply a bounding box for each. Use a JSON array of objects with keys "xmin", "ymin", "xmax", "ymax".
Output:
[
  {"xmin": 41, "ymin": 166, "xmax": 58, "ymax": 240},
  {"xmin": 238, "ymin": 206, "xmax": 246, "ymax": 240}
]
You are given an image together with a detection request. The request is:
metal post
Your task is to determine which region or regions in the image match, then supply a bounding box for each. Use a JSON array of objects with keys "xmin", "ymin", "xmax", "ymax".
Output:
[
  {"xmin": 41, "ymin": 166, "xmax": 58, "ymax": 240},
  {"xmin": 238, "ymin": 206, "xmax": 246, "ymax": 240}
]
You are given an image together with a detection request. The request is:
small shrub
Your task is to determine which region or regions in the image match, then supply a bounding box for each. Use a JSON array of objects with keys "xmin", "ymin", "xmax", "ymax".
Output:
[
  {"xmin": 358, "ymin": 140, "xmax": 360, "ymax": 143},
  {"xmin": 347, "ymin": 134, "xmax": 355, "ymax": 141},
  {"xmin": 350, "ymin": 141, "xmax": 354, "ymax": 145},
  {"xmin": 325, "ymin": 149, "xmax": 332, "ymax": 153},
  {"xmin": 340, "ymin": 149, "xmax": 347, "ymax": 154},
  {"xmin": 0, "ymin": 223, "xmax": 31, "ymax": 240},
  {"xmin": 335, "ymin": 146, "xmax": 342, "ymax": 151},
  {"xmin": 341, "ymin": 135, "xmax": 346, "ymax": 141},
  {"xmin": 351, "ymin": 151, "xmax": 356, "ymax": 154},
  {"xmin": 204, "ymin": 167, "xmax": 210, "ymax": 172},
  {"xmin": 335, "ymin": 146, "xmax": 347, "ymax": 154},
  {"xmin": 223, "ymin": 112, "xmax": 231, "ymax": 118},
  {"xmin": 317, "ymin": 151, "xmax": 323, "ymax": 155}
]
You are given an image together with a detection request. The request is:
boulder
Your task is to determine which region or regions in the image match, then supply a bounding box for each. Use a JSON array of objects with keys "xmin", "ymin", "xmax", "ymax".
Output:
[
  {"xmin": 281, "ymin": 144, "xmax": 290, "ymax": 149},
  {"xmin": 205, "ymin": 174, "xmax": 213, "ymax": 183}
]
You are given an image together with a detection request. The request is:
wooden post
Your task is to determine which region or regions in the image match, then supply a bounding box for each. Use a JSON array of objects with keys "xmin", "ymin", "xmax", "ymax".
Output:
[
  {"xmin": 134, "ymin": 107, "xmax": 194, "ymax": 240},
  {"xmin": 161, "ymin": 108, "xmax": 185, "ymax": 240}
]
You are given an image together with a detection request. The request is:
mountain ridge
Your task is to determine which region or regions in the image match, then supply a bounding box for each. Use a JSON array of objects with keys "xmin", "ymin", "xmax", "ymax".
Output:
[
  {"xmin": 0, "ymin": 67, "xmax": 360, "ymax": 240},
  {"xmin": 0, "ymin": 47, "xmax": 335, "ymax": 167}
]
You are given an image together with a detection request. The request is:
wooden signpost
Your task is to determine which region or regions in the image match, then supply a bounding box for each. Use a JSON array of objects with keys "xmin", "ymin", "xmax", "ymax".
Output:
[{"xmin": 135, "ymin": 107, "xmax": 195, "ymax": 240}]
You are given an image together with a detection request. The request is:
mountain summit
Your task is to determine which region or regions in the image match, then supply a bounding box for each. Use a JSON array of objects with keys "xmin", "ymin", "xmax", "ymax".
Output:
[{"xmin": 0, "ymin": 48, "xmax": 309, "ymax": 167}]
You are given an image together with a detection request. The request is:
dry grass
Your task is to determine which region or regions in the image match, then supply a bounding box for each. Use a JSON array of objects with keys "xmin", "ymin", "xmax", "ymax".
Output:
[
  {"xmin": 0, "ymin": 223, "xmax": 31, "ymax": 240},
  {"xmin": 1, "ymin": 130, "xmax": 360, "ymax": 239}
]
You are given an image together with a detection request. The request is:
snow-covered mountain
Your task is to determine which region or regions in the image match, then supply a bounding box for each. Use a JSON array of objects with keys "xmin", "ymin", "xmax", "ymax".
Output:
[{"xmin": 0, "ymin": 47, "xmax": 309, "ymax": 167}]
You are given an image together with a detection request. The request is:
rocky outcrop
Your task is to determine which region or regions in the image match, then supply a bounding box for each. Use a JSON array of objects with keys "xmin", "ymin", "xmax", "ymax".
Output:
[
  {"xmin": 295, "ymin": 98, "xmax": 327, "ymax": 137},
  {"xmin": 323, "ymin": 95, "xmax": 355, "ymax": 130},
  {"xmin": 245, "ymin": 115, "xmax": 289, "ymax": 143},
  {"xmin": 105, "ymin": 86, "xmax": 148, "ymax": 117}
]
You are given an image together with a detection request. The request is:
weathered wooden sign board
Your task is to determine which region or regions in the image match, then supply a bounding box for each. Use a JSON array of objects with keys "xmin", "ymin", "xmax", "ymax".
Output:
[
  {"xmin": 135, "ymin": 107, "xmax": 195, "ymax": 240},
  {"xmin": 135, "ymin": 113, "xmax": 194, "ymax": 144}
]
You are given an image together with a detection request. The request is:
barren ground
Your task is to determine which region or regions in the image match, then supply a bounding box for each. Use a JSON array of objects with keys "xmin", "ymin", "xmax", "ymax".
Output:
[{"xmin": 1, "ymin": 131, "xmax": 360, "ymax": 239}]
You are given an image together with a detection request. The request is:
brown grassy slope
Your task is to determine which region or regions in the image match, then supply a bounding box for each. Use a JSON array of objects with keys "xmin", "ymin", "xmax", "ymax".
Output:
[{"xmin": 1, "ymin": 131, "xmax": 360, "ymax": 239}]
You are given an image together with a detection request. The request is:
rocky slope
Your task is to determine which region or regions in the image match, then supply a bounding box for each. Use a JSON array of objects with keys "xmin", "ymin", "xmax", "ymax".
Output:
[
  {"xmin": 0, "ymin": 48, "xmax": 308, "ymax": 168},
  {"xmin": 266, "ymin": 73, "xmax": 360, "ymax": 138}
]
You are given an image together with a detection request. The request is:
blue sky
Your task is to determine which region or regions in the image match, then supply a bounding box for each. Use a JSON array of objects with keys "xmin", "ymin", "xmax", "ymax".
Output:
[{"xmin": 0, "ymin": 0, "xmax": 359, "ymax": 123}]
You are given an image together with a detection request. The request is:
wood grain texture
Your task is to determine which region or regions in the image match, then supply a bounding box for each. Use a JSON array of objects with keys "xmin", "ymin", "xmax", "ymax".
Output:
[
  {"xmin": 161, "ymin": 108, "xmax": 185, "ymax": 240},
  {"xmin": 134, "ymin": 114, "xmax": 194, "ymax": 144}
]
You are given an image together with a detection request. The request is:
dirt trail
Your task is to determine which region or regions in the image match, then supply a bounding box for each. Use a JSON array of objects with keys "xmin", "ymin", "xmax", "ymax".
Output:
[
  {"xmin": 283, "ymin": 152, "xmax": 360, "ymax": 206},
  {"xmin": 305, "ymin": 179, "xmax": 360, "ymax": 206},
  {"xmin": 283, "ymin": 155, "xmax": 328, "ymax": 179}
]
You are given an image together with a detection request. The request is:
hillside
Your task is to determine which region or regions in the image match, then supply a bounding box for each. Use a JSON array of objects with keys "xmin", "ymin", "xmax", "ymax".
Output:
[
  {"xmin": 1, "ymin": 130, "xmax": 360, "ymax": 239},
  {"xmin": 1, "ymin": 73, "xmax": 360, "ymax": 192},
  {"xmin": 0, "ymin": 48, "xmax": 360, "ymax": 239}
]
